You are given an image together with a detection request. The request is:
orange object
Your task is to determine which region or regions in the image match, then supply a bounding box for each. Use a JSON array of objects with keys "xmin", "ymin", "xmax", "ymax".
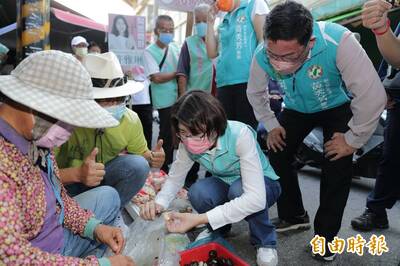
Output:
[{"xmin": 216, "ymin": 0, "xmax": 235, "ymax": 12}]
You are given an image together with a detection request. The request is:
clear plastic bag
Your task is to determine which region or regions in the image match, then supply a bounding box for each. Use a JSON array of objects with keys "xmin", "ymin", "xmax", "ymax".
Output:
[
  {"xmin": 105, "ymin": 198, "xmax": 192, "ymax": 265},
  {"xmin": 158, "ymin": 233, "xmax": 190, "ymax": 266},
  {"xmin": 105, "ymin": 216, "xmax": 165, "ymax": 266}
]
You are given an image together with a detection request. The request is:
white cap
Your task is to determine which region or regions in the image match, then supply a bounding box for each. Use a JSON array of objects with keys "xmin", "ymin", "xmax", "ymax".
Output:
[{"xmin": 71, "ymin": 36, "xmax": 88, "ymax": 47}]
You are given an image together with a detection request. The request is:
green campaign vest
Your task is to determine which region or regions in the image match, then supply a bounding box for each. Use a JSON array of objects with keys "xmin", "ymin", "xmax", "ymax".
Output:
[
  {"xmin": 147, "ymin": 42, "xmax": 180, "ymax": 109},
  {"xmin": 216, "ymin": 0, "xmax": 257, "ymax": 87},
  {"xmin": 255, "ymin": 21, "xmax": 351, "ymax": 113},
  {"xmin": 187, "ymin": 120, "xmax": 279, "ymax": 185},
  {"xmin": 186, "ymin": 35, "xmax": 213, "ymax": 92}
]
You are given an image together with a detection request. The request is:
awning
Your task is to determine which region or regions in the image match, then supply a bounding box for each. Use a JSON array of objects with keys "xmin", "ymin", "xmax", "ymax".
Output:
[
  {"xmin": 0, "ymin": 23, "xmax": 16, "ymax": 36},
  {"xmin": 51, "ymin": 8, "xmax": 107, "ymax": 32},
  {"xmin": 0, "ymin": 8, "xmax": 107, "ymax": 37}
]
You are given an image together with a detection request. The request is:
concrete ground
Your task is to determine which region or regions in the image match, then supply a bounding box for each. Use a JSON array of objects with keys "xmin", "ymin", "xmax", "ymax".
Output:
[
  {"xmin": 124, "ymin": 121, "xmax": 400, "ymax": 266},
  {"xmin": 228, "ymin": 167, "xmax": 400, "ymax": 266}
]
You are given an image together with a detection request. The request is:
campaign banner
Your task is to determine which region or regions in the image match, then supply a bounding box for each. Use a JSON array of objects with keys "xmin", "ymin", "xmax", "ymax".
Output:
[
  {"xmin": 155, "ymin": 0, "xmax": 213, "ymax": 12},
  {"xmin": 108, "ymin": 14, "xmax": 146, "ymax": 79}
]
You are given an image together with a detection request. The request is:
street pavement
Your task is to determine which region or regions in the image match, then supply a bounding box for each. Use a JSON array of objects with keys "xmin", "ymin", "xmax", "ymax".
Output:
[{"xmin": 228, "ymin": 167, "xmax": 400, "ymax": 266}]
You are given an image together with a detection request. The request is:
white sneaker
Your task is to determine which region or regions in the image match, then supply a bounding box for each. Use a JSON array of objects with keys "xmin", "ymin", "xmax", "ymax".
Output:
[
  {"xmin": 114, "ymin": 212, "xmax": 129, "ymax": 238},
  {"xmin": 257, "ymin": 247, "xmax": 278, "ymax": 266}
]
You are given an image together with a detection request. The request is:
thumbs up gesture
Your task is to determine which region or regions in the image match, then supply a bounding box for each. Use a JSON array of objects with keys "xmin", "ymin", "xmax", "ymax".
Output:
[
  {"xmin": 80, "ymin": 148, "xmax": 106, "ymax": 187},
  {"xmin": 150, "ymin": 139, "xmax": 165, "ymax": 169}
]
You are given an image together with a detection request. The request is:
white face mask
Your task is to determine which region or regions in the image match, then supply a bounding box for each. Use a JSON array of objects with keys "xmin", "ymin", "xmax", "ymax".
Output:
[{"xmin": 74, "ymin": 47, "xmax": 88, "ymax": 57}]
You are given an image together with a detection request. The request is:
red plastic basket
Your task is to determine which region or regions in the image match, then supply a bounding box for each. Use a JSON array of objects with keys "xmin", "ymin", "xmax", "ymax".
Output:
[{"xmin": 179, "ymin": 242, "xmax": 249, "ymax": 266}]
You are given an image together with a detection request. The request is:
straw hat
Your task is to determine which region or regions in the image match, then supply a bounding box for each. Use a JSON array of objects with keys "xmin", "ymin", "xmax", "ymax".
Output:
[{"xmin": 82, "ymin": 52, "xmax": 144, "ymax": 99}]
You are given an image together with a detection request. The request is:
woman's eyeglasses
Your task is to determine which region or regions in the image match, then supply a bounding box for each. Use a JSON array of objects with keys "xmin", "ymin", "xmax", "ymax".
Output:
[{"xmin": 176, "ymin": 132, "xmax": 206, "ymax": 141}]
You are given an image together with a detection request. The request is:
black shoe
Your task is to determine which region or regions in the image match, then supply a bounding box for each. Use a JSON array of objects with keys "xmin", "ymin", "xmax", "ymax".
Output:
[
  {"xmin": 351, "ymin": 208, "xmax": 389, "ymax": 232},
  {"xmin": 311, "ymin": 249, "xmax": 337, "ymax": 262},
  {"xmin": 272, "ymin": 211, "xmax": 311, "ymax": 232}
]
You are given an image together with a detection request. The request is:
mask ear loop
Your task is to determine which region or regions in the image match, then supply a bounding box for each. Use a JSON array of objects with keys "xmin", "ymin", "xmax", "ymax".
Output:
[{"xmin": 46, "ymin": 154, "xmax": 65, "ymax": 224}]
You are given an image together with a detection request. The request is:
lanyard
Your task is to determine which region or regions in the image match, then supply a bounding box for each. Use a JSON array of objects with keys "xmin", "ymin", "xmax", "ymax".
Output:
[{"xmin": 46, "ymin": 154, "xmax": 65, "ymax": 224}]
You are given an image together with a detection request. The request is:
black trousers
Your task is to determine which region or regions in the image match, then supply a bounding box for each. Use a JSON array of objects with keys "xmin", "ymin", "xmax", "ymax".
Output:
[
  {"xmin": 158, "ymin": 106, "xmax": 173, "ymax": 172},
  {"xmin": 269, "ymin": 103, "xmax": 353, "ymax": 242},
  {"xmin": 217, "ymin": 83, "xmax": 258, "ymax": 129},
  {"xmin": 131, "ymin": 104, "xmax": 153, "ymax": 149},
  {"xmin": 367, "ymin": 105, "xmax": 400, "ymax": 214}
]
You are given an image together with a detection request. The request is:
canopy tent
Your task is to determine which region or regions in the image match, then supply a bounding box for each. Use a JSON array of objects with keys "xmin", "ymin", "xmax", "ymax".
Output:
[{"xmin": 0, "ymin": 2, "xmax": 110, "ymax": 52}]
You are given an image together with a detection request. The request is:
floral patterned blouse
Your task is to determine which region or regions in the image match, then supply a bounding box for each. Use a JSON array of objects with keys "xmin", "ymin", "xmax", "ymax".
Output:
[{"xmin": 0, "ymin": 135, "xmax": 101, "ymax": 265}]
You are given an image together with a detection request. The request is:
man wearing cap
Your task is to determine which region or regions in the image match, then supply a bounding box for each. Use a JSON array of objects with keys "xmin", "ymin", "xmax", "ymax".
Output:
[
  {"xmin": 0, "ymin": 51, "xmax": 135, "ymax": 265},
  {"xmin": 71, "ymin": 36, "xmax": 89, "ymax": 62},
  {"xmin": 56, "ymin": 52, "xmax": 165, "ymax": 213}
]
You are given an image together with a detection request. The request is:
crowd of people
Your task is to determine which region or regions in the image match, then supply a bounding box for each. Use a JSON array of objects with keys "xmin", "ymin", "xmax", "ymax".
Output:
[{"xmin": 0, "ymin": 0, "xmax": 398, "ymax": 265}]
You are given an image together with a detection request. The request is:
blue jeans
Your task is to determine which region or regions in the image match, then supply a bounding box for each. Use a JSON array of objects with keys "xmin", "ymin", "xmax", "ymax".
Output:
[
  {"xmin": 189, "ymin": 176, "xmax": 281, "ymax": 248},
  {"xmin": 67, "ymin": 154, "xmax": 149, "ymax": 207},
  {"xmin": 62, "ymin": 186, "xmax": 120, "ymax": 258}
]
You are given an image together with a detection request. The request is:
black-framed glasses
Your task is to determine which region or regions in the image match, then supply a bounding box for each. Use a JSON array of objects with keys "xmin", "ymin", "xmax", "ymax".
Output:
[
  {"xmin": 265, "ymin": 41, "xmax": 310, "ymax": 63},
  {"xmin": 176, "ymin": 132, "xmax": 206, "ymax": 141}
]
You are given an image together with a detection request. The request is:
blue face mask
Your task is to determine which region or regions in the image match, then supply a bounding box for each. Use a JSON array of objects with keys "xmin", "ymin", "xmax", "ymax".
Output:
[
  {"xmin": 104, "ymin": 104, "xmax": 126, "ymax": 121},
  {"xmin": 159, "ymin": 33, "xmax": 174, "ymax": 45},
  {"xmin": 195, "ymin": 22, "xmax": 207, "ymax": 38}
]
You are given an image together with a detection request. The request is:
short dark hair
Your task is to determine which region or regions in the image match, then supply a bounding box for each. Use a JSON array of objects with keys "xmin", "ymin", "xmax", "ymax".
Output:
[
  {"xmin": 155, "ymin": 15, "xmax": 174, "ymax": 30},
  {"xmin": 264, "ymin": 1, "xmax": 313, "ymax": 46},
  {"xmin": 111, "ymin": 15, "xmax": 129, "ymax": 37},
  {"xmin": 88, "ymin": 41, "xmax": 101, "ymax": 51},
  {"xmin": 171, "ymin": 90, "xmax": 227, "ymax": 139}
]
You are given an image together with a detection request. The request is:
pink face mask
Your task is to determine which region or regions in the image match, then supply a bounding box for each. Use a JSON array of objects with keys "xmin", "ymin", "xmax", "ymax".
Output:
[
  {"xmin": 269, "ymin": 58, "xmax": 304, "ymax": 75},
  {"xmin": 36, "ymin": 121, "xmax": 74, "ymax": 148},
  {"xmin": 182, "ymin": 136, "xmax": 214, "ymax": 154}
]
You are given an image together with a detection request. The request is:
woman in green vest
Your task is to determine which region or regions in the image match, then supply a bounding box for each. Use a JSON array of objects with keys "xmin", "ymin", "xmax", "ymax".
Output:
[
  {"xmin": 205, "ymin": 0, "xmax": 269, "ymax": 129},
  {"xmin": 140, "ymin": 91, "xmax": 281, "ymax": 266}
]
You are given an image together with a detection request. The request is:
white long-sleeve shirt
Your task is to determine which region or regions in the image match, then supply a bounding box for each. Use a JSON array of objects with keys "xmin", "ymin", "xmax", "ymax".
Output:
[
  {"xmin": 155, "ymin": 126, "xmax": 267, "ymax": 230},
  {"xmin": 247, "ymin": 32, "xmax": 387, "ymax": 149}
]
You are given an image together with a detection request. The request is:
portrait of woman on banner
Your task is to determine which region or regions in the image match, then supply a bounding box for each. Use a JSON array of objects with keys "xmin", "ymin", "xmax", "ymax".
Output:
[{"xmin": 109, "ymin": 15, "xmax": 137, "ymax": 50}]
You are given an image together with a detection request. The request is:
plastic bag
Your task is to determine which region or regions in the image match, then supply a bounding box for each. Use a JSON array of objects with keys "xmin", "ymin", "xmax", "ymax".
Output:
[
  {"xmin": 105, "ymin": 216, "xmax": 165, "ymax": 265},
  {"xmin": 105, "ymin": 199, "xmax": 193, "ymax": 265},
  {"xmin": 158, "ymin": 233, "xmax": 190, "ymax": 266}
]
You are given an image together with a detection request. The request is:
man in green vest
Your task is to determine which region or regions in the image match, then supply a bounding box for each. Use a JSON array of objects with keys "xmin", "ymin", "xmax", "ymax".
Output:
[
  {"xmin": 143, "ymin": 15, "xmax": 180, "ymax": 173},
  {"xmin": 206, "ymin": 0, "xmax": 269, "ymax": 130},
  {"xmin": 176, "ymin": 3, "xmax": 214, "ymax": 188},
  {"xmin": 177, "ymin": 3, "xmax": 214, "ymax": 96},
  {"xmin": 247, "ymin": 1, "xmax": 386, "ymax": 261}
]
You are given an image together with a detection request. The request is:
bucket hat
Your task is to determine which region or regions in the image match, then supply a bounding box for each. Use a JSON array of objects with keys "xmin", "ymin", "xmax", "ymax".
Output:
[
  {"xmin": 82, "ymin": 52, "xmax": 143, "ymax": 99},
  {"xmin": 0, "ymin": 50, "xmax": 118, "ymax": 128}
]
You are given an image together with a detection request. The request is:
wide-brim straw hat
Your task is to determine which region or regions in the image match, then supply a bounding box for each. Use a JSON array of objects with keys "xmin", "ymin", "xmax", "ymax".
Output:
[
  {"xmin": 0, "ymin": 50, "xmax": 118, "ymax": 128},
  {"xmin": 82, "ymin": 52, "xmax": 144, "ymax": 99}
]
